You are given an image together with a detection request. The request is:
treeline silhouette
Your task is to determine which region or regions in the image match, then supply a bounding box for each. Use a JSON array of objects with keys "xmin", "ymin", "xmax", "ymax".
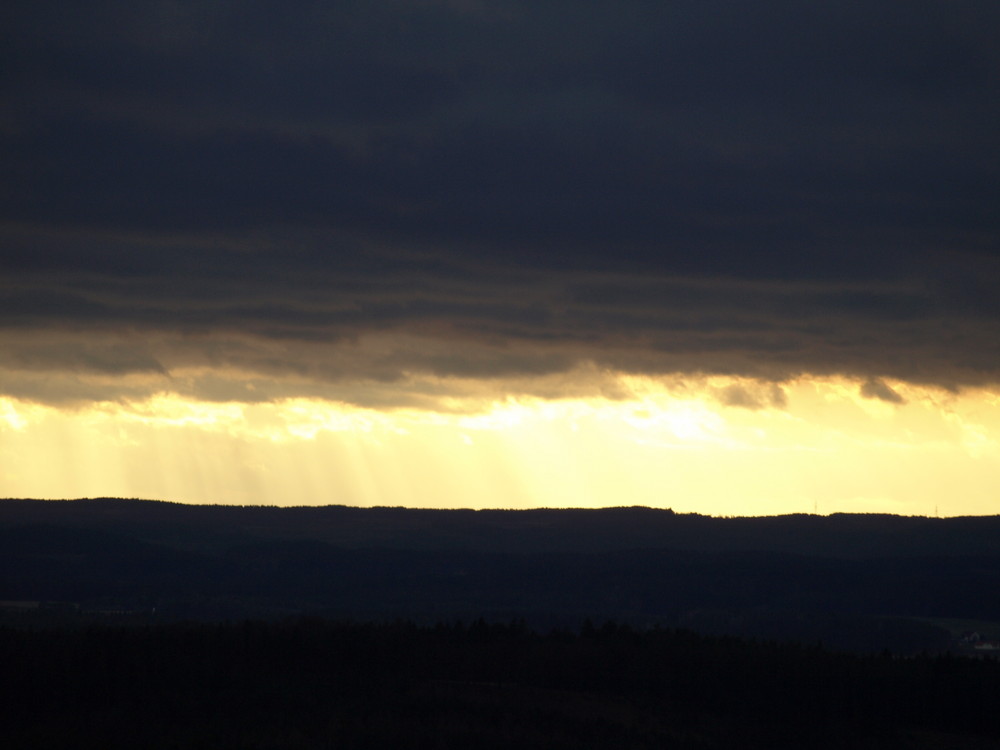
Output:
[
  {"xmin": 3, "ymin": 500, "xmax": 1000, "ymax": 649},
  {"xmin": 4, "ymin": 498, "xmax": 1000, "ymax": 557},
  {"xmin": 2, "ymin": 618, "xmax": 998, "ymax": 749},
  {"xmin": 2, "ymin": 524, "xmax": 995, "ymax": 645}
]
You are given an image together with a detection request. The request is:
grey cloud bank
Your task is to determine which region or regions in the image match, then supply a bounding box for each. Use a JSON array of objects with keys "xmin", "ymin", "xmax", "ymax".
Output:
[{"xmin": 2, "ymin": 1, "xmax": 999, "ymax": 406}]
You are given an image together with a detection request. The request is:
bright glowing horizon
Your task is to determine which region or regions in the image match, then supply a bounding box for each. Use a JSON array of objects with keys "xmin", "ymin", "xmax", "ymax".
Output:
[{"xmin": 3, "ymin": 372, "xmax": 998, "ymax": 517}]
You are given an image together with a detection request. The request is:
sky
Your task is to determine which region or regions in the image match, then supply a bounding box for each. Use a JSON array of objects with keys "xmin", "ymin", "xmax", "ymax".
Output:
[{"xmin": 2, "ymin": 1, "xmax": 999, "ymax": 515}]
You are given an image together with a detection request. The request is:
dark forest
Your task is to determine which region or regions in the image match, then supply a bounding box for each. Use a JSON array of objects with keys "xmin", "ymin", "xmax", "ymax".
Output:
[
  {"xmin": 2, "ymin": 499, "xmax": 999, "ymax": 748},
  {"xmin": 3, "ymin": 617, "xmax": 1000, "ymax": 749}
]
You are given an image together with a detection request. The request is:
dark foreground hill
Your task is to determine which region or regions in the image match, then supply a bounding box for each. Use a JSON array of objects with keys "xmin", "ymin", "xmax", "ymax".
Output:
[
  {"xmin": 2, "ymin": 499, "xmax": 999, "ymax": 651},
  {"xmin": 3, "ymin": 618, "xmax": 999, "ymax": 750}
]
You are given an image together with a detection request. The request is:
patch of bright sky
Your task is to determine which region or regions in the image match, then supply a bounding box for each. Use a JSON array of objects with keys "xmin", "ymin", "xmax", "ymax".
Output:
[{"xmin": 1, "ymin": 374, "xmax": 998, "ymax": 516}]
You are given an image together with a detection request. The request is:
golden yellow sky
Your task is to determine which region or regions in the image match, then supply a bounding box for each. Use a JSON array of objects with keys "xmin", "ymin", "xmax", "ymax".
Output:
[
  {"xmin": 4, "ymin": 2, "xmax": 1000, "ymax": 520},
  {"xmin": 2, "ymin": 372, "xmax": 997, "ymax": 516}
]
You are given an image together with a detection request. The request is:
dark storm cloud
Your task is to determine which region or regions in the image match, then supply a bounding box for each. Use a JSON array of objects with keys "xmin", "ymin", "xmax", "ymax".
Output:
[
  {"xmin": 716, "ymin": 383, "xmax": 788, "ymax": 411},
  {"xmin": 2, "ymin": 1, "xmax": 999, "ymax": 405},
  {"xmin": 860, "ymin": 378, "xmax": 906, "ymax": 405}
]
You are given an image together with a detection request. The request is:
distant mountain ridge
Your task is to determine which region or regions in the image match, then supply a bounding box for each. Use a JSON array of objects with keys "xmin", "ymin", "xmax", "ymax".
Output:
[
  {"xmin": 2, "ymin": 498, "xmax": 998, "ymax": 557},
  {"xmin": 2, "ymin": 499, "xmax": 999, "ymax": 644}
]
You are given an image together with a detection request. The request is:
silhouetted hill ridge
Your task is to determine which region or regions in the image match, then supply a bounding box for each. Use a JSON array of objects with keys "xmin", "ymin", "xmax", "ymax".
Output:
[
  {"xmin": 1, "ymin": 498, "xmax": 997, "ymax": 557},
  {"xmin": 3, "ymin": 499, "xmax": 999, "ymax": 632}
]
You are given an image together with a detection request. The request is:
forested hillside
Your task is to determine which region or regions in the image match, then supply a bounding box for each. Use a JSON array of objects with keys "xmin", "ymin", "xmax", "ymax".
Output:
[
  {"xmin": 3, "ymin": 618, "xmax": 999, "ymax": 749},
  {"xmin": 2, "ymin": 499, "xmax": 999, "ymax": 650}
]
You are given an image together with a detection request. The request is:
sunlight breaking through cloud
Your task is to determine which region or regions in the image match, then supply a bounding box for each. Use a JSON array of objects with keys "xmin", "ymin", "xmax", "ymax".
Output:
[{"xmin": 2, "ymin": 374, "xmax": 998, "ymax": 516}]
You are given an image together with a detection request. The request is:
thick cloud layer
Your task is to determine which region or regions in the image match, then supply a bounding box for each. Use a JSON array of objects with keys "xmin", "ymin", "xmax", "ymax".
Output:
[{"xmin": 2, "ymin": 1, "xmax": 999, "ymax": 405}]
